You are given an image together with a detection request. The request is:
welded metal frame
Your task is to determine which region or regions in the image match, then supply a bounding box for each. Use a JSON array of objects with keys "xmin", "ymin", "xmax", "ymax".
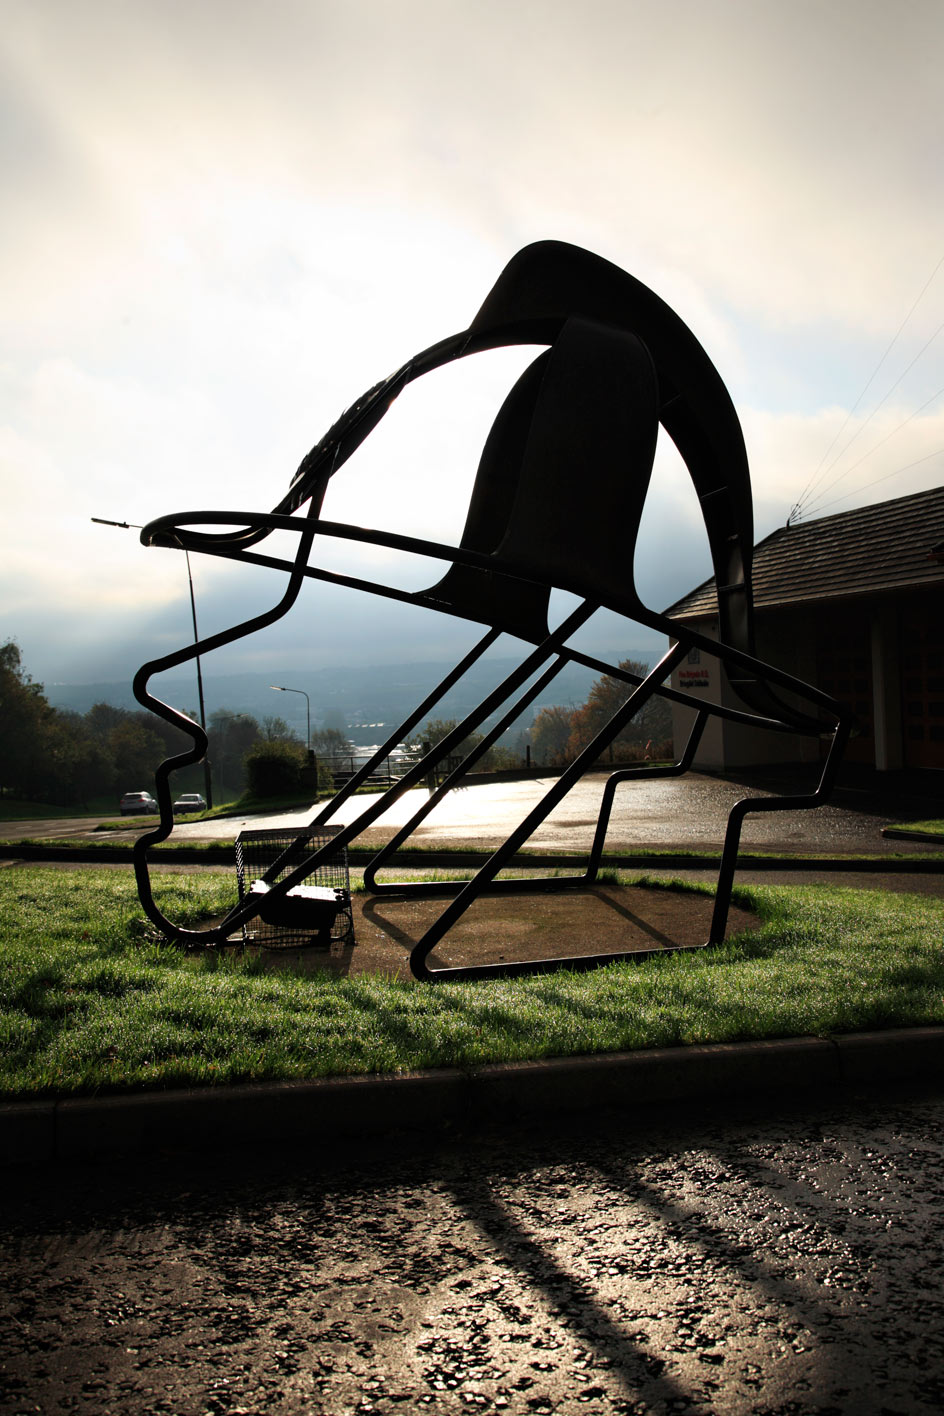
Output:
[
  {"xmin": 128, "ymin": 240, "xmax": 849, "ymax": 975},
  {"xmin": 235, "ymin": 827, "xmax": 353, "ymax": 951}
]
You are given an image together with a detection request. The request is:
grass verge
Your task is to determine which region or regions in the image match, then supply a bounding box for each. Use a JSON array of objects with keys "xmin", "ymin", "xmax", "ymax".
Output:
[
  {"xmin": 1, "ymin": 867, "xmax": 942, "ymax": 1101},
  {"xmin": 0, "ymin": 797, "xmax": 118, "ymax": 821},
  {"xmin": 890, "ymin": 819, "xmax": 944, "ymax": 838},
  {"xmin": 4, "ymin": 838, "xmax": 944, "ymax": 868}
]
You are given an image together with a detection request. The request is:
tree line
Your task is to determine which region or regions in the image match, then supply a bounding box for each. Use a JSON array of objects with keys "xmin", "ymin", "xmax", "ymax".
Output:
[
  {"xmin": 0, "ymin": 641, "xmax": 353, "ymax": 807},
  {"xmin": 1, "ymin": 640, "xmax": 673, "ymax": 807},
  {"xmin": 529, "ymin": 657, "xmax": 673, "ymax": 768},
  {"xmin": 400, "ymin": 658, "xmax": 673, "ymax": 778}
]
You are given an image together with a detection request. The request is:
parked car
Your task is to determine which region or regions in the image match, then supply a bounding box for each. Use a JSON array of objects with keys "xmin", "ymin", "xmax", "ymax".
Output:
[
  {"xmin": 119, "ymin": 791, "xmax": 158, "ymax": 816},
  {"xmin": 172, "ymin": 793, "xmax": 207, "ymax": 814}
]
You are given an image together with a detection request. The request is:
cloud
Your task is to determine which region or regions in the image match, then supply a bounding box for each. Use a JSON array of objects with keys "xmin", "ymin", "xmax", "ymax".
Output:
[
  {"xmin": 6, "ymin": 0, "xmax": 943, "ymax": 328},
  {"xmin": 746, "ymin": 401, "xmax": 944, "ymax": 530},
  {"xmin": 3, "ymin": 0, "xmax": 943, "ymax": 687}
]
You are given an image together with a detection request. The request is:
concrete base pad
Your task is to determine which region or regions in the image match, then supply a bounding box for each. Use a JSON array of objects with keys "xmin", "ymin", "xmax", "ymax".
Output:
[{"xmin": 249, "ymin": 882, "xmax": 761, "ymax": 979}]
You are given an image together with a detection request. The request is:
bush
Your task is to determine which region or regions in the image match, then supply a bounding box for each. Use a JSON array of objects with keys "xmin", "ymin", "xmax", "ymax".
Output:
[{"xmin": 244, "ymin": 740, "xmax": 306, "ymax": 798}]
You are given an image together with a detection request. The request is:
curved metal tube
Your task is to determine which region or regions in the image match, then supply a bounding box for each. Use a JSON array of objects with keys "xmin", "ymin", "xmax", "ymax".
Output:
[
  {"xmin": 125, "ymin": 240, "xmax": 849, "ymax": 971},
  {"xmin": 131, "ymin": 499, "xmax": 323, "ymax": 945}
]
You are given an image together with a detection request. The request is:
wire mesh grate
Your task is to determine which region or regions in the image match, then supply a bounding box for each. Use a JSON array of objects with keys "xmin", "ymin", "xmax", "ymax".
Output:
[{"xmin": 235, "ymin": 826, "xmax": 354, "ymax": 950}]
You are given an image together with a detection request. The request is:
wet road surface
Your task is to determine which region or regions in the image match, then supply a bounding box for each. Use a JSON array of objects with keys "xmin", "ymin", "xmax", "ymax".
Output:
[
  {"xmin": 3, "ymin": 1087, "xmax": 944, "ymax": 1414},
  {"xmin": 13, "ymin": 772, "xmax": 936, "ymax": 856},
  {"xmin": 166, "ymin": 772, "xmax": 934, "ymax": 854}
]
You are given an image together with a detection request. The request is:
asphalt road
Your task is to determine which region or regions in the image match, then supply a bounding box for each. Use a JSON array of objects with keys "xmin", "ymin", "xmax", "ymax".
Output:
[
  {"xmin": 4, "ymin": 771, "xmax": 938, "ymax": 856},
  {"xmin": 3, "ymin": 1087, "xmax": 944, "ymax": 1414}
]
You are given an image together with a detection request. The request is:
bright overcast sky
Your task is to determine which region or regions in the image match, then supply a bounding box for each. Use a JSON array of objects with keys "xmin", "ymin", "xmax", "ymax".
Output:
[{"xmin": 3, "ymin": 0, "xmax": 944, "ymax": 689}]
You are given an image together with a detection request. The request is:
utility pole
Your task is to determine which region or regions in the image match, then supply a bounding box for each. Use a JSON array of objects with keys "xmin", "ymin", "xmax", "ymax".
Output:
[{"xmin": 92, "ymin": 517, "xmax": 213, "ymax": 808}]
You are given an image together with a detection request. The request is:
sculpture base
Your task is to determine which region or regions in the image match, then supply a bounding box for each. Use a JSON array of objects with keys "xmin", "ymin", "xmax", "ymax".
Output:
[{"xmin": 228, "ymin": 882, "xmax": 759, "ymax": 980}]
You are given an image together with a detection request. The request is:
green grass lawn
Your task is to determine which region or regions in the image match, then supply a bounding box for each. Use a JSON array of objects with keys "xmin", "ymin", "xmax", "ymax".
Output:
[
  {"xmin": 1, "ymin": 867, "xmax": 942, "ymax": 1102},
  {"xmin": 891, "ymin": 819, "xmax": 944, "ymax": 837},
  {"xmin": 0, "ymin": 797, "xmax": 119, "ymax": 821}
]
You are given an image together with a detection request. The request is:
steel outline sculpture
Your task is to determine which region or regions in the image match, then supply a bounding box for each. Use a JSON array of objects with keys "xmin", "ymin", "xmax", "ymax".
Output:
[{"xmin": 129, "ymin": 240, "xmax": 849, "ymax": 977}]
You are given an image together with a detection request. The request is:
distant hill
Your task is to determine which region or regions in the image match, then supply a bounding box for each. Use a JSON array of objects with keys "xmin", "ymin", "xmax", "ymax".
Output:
[{"xmin": 45, "ymin": 650, "xmax": 660, "ymax": 745}]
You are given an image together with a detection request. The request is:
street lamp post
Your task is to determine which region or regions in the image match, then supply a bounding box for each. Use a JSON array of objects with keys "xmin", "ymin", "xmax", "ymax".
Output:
[
  {"xmin": 92, "ymin": 517, "xmax": 213, "ymax": 808},
  {"xmin": 270, "ymin": 685, "xmax": 312, "ymax": 762}
]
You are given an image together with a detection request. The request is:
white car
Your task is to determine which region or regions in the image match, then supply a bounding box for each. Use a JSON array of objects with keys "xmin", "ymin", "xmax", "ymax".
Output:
[
  {"xmin": 119, "ymin": 791, "xmax": 158, "ymax": 816},
  {"xmin": 172, "ymin": 793, "xmax": 207, "ymax": 814}
]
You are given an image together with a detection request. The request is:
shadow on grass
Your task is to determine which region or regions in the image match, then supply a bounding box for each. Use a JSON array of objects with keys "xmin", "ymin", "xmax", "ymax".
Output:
[{"xmin": 4, "ymin": 869, "xmax": 944, "ymax": 1099}]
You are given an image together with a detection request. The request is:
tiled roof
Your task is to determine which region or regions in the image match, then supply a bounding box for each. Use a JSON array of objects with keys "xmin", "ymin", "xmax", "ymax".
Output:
[{"xmin": 665, "ymin": 485, "xmax": 944, "ymax": 620}]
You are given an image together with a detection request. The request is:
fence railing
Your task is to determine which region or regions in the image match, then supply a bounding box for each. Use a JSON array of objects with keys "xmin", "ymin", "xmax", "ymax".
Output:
[{"xmin": 319, "ymin": 751, "xmax": 419, "ymax": 790}]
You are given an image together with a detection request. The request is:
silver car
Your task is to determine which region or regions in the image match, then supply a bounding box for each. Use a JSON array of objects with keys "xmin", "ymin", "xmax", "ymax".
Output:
[
  {"xmin": 172, "ymin": 793, "xmax": 207, "ymax": 814},
  {"xmin": 119, "ymin": 791, "xmax": 158, "ymax": 816}
]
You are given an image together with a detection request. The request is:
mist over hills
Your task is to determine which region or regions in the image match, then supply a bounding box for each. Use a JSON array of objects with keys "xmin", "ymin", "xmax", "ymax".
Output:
[{"xmin": 46, "ymin": 650, "xmax": 660, "ymax": 745}]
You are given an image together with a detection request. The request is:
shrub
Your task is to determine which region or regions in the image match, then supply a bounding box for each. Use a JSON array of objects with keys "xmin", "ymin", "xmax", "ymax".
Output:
[{"xmin": 244, "ymin": 740, "xmax": 306, "ymax": 798}]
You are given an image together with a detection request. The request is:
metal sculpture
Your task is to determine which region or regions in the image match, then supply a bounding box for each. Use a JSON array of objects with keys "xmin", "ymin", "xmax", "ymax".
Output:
[{"xmin": 129, "ymin": 240, "xmax": 849, "ymax": 977}]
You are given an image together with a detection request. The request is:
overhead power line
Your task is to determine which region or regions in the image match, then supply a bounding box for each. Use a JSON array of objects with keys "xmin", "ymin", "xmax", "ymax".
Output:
[
  {"xmin": 796, "ymin": 445, "xmax": 944, "ymax": 520},
  {"xmin": 801, "ymin": 377, "xmax": 944, "ymax": 519},
  {"xmin": 806, "ymin": 316, "xmax": 944, "ymax": 499},
  {"xmin": 791, "ymin": 246, "xmax": 944, "ymax": 523}
]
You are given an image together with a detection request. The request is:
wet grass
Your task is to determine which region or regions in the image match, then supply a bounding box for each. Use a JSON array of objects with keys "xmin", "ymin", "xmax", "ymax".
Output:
[
  {"xmin": 4, "ymin": 837, "xmax": 944, "ymax": 869},
  {"xmin": 0, "ymin": 797, "xmax": 118, "ymax": 821},
  {"xmin": 1, "ymin": 866, "xmax": 942, "ymax": 1100},
  {"xmin": 890, "ymin": 819, "xmax": 944, "ymax": 838}
]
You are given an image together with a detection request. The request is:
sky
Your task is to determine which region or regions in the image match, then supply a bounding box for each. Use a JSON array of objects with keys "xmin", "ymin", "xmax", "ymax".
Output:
[{"xmin": 3, "ymin": 0, "xmax": 944, "ymax": 700}]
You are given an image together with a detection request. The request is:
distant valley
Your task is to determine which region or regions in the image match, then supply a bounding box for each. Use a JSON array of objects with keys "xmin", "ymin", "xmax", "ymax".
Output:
[{"xmin": 46, "ymin": 650, "xmax": 660, "ymax": 745}]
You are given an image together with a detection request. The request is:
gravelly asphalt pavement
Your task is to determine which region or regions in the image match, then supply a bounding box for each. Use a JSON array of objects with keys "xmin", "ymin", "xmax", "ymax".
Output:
[
  {"xmin": 168, "ymin": 773, "xmax": 932, "ymax": 855},
  {"xmin": 4, "ymin": 771, "xmax": 938, "ymax": 856},
  {"xmin": 3, "ymin": 1086, "xmax": 944, "ymax": 1415}
]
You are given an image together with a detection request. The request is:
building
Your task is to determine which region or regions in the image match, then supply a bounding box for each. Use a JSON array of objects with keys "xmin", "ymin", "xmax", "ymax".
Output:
[{"xmin": 664, "ymin": 485, "xmax": 944, "ymax": 773}]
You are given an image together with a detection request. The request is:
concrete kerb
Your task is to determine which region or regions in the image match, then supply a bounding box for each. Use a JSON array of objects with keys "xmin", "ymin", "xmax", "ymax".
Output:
[
  {"xmin": 4, "ymin": 1027, "xmax": 943, "ymax": 1168},
  {"xmin": 882, "ymin": 827, "xmax": 944, "ymax": 844}
]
